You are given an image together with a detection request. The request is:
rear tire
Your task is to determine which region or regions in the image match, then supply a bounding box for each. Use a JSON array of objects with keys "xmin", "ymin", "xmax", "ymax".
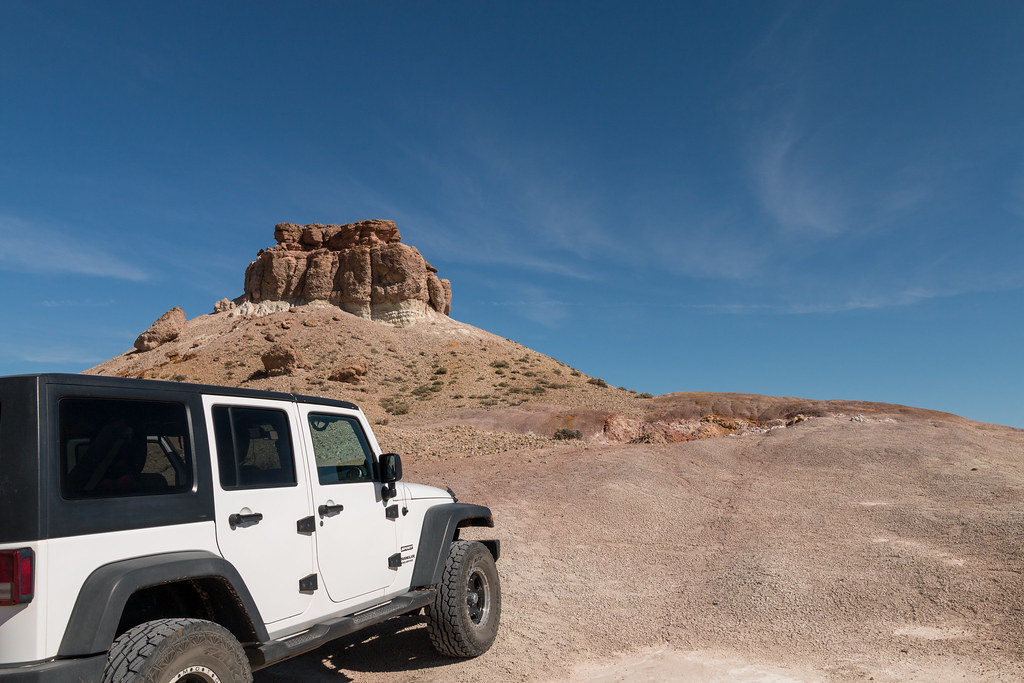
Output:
[
  {"xmin": 427, "ymin": 540, "xmax": 501, "ymax": 657},
  {"xmin": 102, "ymin": 618, "xmax": 252, "ymax": 683}
]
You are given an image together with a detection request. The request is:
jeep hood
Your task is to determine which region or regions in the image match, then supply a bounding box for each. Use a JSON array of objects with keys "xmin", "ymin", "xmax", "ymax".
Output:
[{"xmin": 401, "ymin": 483, "xmax": 453, "ymax": 501}]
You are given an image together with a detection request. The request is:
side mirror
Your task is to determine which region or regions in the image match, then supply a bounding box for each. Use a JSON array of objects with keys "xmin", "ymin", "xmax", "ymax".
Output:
[
  {"xmin": 381, "ymin": 453, "xmax": 403, "ymax": 483},
  {"xmin": 380, "ymin": 453, "xmax": 402, "ymax": 503}
]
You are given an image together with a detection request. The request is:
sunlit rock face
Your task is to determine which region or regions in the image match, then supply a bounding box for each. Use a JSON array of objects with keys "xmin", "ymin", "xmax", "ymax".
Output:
[{"xmin": 241, "ymin": 220, "xmax": 452, "ymax": 325}]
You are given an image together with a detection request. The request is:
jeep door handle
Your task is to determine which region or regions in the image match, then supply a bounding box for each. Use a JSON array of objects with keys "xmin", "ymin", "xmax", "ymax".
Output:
[
  {"xmin": 318, "ymin": 503, "xmax": 344, "ymax": 518},
  {"xmin": 228, "ymin": 512, "xmax": 263, "ymax": 528}
]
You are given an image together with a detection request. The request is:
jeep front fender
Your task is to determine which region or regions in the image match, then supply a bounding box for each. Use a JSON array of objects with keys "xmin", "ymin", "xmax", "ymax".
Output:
[
  {"xmin": 410, "ymin": 503, "xmax": 496, "ymax": 589},
  {"xmin": 57, "ymin": 550, "xmax": 267, "ymax": 656}
]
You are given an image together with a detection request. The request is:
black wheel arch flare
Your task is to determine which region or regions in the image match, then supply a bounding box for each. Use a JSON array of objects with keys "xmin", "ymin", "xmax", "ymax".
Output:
[
  {"xmin": 57, "ymin": 550, "xmax": 268, "ymax": 657},
  {"xmin": 409, "ymin": 503, "xmax": 498, "ymax": 589}
]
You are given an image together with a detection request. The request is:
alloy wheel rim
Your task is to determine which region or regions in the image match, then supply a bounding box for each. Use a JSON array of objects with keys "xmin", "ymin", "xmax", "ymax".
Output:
[{"xmin": 466, "ymin": 567, "xmax": 491, "ymax": 626}]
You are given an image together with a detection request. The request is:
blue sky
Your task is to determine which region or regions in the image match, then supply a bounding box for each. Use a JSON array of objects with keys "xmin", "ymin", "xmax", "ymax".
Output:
[{"xmin": 2, "ymin": 1, "xmax": 1022, "ymax": 427}]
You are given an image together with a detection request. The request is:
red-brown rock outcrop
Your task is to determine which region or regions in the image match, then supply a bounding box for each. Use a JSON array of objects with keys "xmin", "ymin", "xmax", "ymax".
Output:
[
  {"xmin": 241, "ymin": 220, "xmax": 452, "ymax": 325},
  {"xmin": 260, "ymin": 342, "xmax": 311, "ymax": 376},
  {"xmin": 134, "ymin": 307, "xmax": 186, "ymax": 352}
]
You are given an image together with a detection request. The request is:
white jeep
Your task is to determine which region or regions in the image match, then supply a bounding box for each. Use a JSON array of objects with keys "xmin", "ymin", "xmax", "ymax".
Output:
[{"xmin": 0, "ymin": 374, "xmax": 500, "ymax": 682}]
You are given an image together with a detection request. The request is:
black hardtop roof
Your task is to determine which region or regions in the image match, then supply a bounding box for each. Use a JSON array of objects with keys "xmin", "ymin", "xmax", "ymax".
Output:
[{"xmin": 1, "ymin": 373, "xmax": 361, "ymax": 411}]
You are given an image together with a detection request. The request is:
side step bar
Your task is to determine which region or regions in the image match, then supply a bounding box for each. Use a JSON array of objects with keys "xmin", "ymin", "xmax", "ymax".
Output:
[{"xmin": 248, "ymin": 588, "xmax": 437, "ymax": 669}]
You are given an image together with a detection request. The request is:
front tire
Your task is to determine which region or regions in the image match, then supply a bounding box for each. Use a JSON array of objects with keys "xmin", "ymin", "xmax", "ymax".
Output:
[
  {"xmin": 427, "ymin": 540, "xmax": 501, "ymax": 657},
  {"xmin": 102, "ymin": 618, "xmax": 252, "ymax": 683}
]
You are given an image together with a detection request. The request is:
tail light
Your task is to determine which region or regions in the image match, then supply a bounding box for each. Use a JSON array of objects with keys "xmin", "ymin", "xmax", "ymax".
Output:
[{"xmin": 0, "ymin": 548, "xmax": 34, "ymax": 606}]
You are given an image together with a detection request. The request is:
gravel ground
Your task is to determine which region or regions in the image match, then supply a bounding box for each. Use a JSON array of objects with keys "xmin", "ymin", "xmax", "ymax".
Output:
[
  {"xmin": 373, "ymin": 423, "xmax": 555, "ymax": 461},
  {"xmin": 255, "ymin": 414, "xmax": 1024, "ymax": 682}
]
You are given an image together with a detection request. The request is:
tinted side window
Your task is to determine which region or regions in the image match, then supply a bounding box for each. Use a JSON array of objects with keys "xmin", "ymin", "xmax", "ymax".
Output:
[
  {"xmin": 60, "ymin": 398, "xmax": 193, "ymax": 499},
  {"xmin": 213, "ymin": 406, "xmax": 296, "ymax": 489},
  {"xmin": 308, "ymin": 414, "xmax": 375, "ymax": 484}
]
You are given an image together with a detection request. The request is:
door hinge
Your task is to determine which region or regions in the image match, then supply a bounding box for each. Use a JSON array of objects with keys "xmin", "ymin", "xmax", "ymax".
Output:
[
  {"xmin": 296, "ymin": 516, "xmax": 315, "ymax": 534},
  {"xmin": 388, "ymin": 553, "xmax": 403, "ymax": 569},
  {"xmin": 299, "ymin": 574, "xmax": 318, "ymax": 593},
  {"xmin": 385, "ymin": 504, "xmax": 399, "ymax": 520}
]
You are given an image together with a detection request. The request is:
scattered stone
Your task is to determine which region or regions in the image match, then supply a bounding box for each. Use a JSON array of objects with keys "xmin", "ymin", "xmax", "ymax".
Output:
[
  {"xmin": 261, "ymin": 343, "xmax": 310, "ymax": 376},
  {"xmin": 134, "ymin": 307, "xmax": 186, "ymax": 352},
  {"xmin": 213, "ymin": 298, "xmax": 236, "ymax": 313},
  {"xmin": 328, "ymin": 359, "xmax": 369, "ymax": 384}
]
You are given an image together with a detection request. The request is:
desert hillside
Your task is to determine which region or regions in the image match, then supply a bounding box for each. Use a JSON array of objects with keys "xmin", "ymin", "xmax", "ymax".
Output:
[
  {"xmin": 258, "ymin": 414, "xmax": 1024, "ymax": 682},
  {"xmin": 86, "ymin": 222, "xmax": 1023, "ymax": 681}
]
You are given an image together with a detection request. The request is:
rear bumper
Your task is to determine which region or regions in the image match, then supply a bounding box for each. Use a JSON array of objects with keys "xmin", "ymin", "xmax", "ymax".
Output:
[{"xmin": 0, "ymin": 654, "xmax": 105, "ymax": 682}]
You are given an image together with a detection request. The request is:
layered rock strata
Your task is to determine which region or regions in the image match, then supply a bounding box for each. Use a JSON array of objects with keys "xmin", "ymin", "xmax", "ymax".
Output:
[{"xmin": 241, "ymin": 220, "xmax": 452, "ymax": 325}]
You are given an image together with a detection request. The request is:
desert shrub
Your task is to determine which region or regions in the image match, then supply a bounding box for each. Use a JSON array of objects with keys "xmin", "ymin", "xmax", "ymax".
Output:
[
  {"xmin": 571, "ymin": 369, "xmax": 582, "ymax": 377},
  {"xmin": 639, "ymin": 392, "xmax": 654, "ymax": 399},
  {"xmin": 411, "ymin": 384, "xmax": 437, "ymax": 397},
  {"xmin": 380, "ymin": 397, "xmax": 410, "ymax": 415},
  {"xmin": 490, "ymin": 360, "xmax": 509, "ymax": 368},
  {"xmin": 554, "ymin": 428, "xmax": 583, "ymax": 441},
  {"xmin": 587, "ymin": 377, "xmax": 608, "ymax": 388},
  {"xmin": 434, "ymin": 367, "xmax": 448, "ymax": 375}
]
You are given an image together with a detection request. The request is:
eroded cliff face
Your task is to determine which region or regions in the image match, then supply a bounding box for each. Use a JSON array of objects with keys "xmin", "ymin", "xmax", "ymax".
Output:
[{"xmin": 241, "ymin": 220, "xmax": 452, "ymax": 325}]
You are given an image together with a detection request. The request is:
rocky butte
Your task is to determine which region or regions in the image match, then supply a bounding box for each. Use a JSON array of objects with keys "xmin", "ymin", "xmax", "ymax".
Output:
[{"xmin": 234, "ymin": 219, "xmax": 452, "ymax": 325}]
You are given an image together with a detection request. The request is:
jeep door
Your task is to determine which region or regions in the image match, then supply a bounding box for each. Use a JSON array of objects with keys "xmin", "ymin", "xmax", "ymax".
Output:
[
  {"xmin": 298, "ymin": 406, "xmax": 398, "ymax": 605},
  {"xmin": 205, "ymin": 396, "xmax": 315, "ymax": 624}
]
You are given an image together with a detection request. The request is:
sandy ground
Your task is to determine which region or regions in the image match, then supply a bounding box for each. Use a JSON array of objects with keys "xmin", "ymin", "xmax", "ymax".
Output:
[{"xmin": 254, "ymin": 414, "xmax": 1024, "ymax": 682}]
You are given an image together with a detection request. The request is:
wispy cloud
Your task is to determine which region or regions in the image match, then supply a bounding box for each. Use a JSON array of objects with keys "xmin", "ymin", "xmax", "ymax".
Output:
[
  {"xmin": 488, "ymin": 285, "xmax": 570, "ymax": 327},
  {"xmin": 634, "ymin": 206, "xmax": 770, "ymax": 281},
  {"xmin": 748, "ymin": 118, "xmax": 850, "ymax": 238},
  {"xmin": 19, "ymin": 349, "xmax": 108, "ymax": 365},
  {"xmin": 0, "ymin": 215, "xmax": 148, "ymax": 281},
  {"xmin": 379, "ymin": 122, "xmax": 617, "ymax": 270},
  {"xmin": 678, "ymin": 282, "xmax": 1024, "ymax": 316},
  {"xmin": 282, "ymin": 159, "xmax": 604, "ymax": 282},
  {"xmin": 41, "ymin": 298, "xmax": 116, "ymax": 308}
]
